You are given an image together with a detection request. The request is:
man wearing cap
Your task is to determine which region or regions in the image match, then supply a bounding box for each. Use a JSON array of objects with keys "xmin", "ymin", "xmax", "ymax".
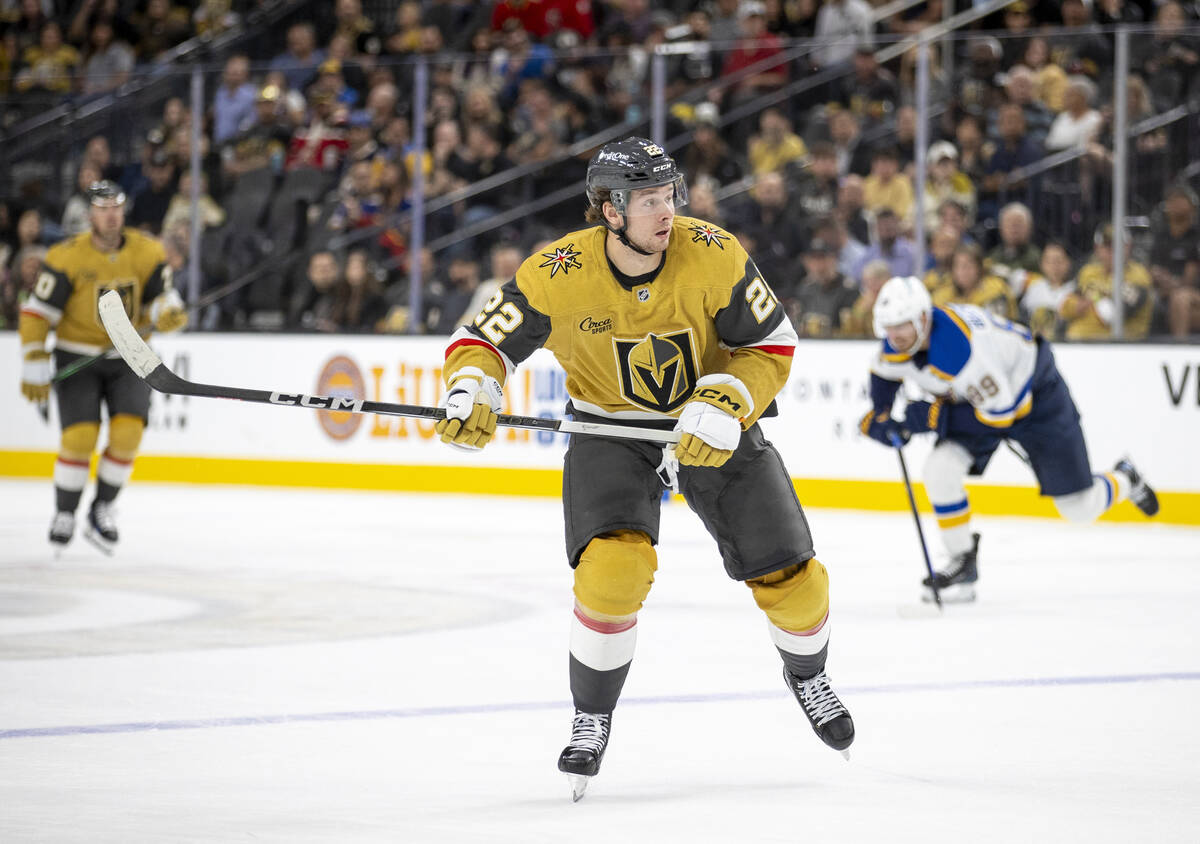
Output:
[
  {"xmin": 1063, "ymin": 224, "xmax": 1154, "ymax": 340},
  {"xmin": 922, "ymin": 141, "xmax": 976, "ymax": 234},
  {"xmin": 791, "ymin": 238, "xmax": 858, "ymax": 336},
  {"xmin": 18, "ymin": 181, "xmax": 189, "ymax": 555}
]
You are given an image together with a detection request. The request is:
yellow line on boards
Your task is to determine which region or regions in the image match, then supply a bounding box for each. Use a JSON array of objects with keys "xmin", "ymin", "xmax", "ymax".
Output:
[{"xmin": 1, "ymin": 450, "xmax": 1196, "ymax": 525}]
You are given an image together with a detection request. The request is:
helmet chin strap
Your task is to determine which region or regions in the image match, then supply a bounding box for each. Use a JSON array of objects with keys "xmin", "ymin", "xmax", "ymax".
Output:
[
  {"xmin": 606, "ymin": 217, "xmax": 655, "ymax": 257},
  {"xmin": 901, "ymin": 312, "xmax": 931, "ymax": 355}
]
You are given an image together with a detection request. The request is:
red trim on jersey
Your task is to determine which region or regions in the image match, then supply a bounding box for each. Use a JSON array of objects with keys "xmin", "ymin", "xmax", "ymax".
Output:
[
  {"xmin": 751, "ymin": 344, "xmax": 796, "ymax": 357},
  {"xmin": 101, "ymin": 450, "xmax": 133, "ymax": 466},
  {"xmin": 56, "ymin": 457, "xmax": 89, "ymax": 468},
  {"xmin": 19, "ymin": 308, "xmax": 48, "ymax": 322},
  {"xmin": 782, "ymin": 611, "xmax": 829, "ymax": 637},
  {"xmin": 445, "ymin": 337, "xmax": 506, "ymax": 374},
  {"xmin": 573, "ymin": 606, "xmax": 637, "ymax": 635}
]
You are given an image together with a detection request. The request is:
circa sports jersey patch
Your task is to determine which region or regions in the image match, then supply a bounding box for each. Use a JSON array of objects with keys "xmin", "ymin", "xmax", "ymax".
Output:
[
  {"xmin": 688, "ymin": 222, "xmax": 731, "ymax": 249},
  {"xmin": 538, "ymin": 243, "xmax": 583, "ymax": 278},
  {"xmin": 612, "ymin": 330, "xmax": 698, "ymax": 414}
]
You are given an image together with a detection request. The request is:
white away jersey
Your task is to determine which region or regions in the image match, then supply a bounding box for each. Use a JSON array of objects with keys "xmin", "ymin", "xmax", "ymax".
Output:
[{"xmin": 872, "ymin": 304, "xmax": 1038, "ymax": 429}]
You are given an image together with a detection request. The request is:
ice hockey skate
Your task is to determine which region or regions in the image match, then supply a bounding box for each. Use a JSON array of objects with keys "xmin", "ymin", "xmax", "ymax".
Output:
[
  {"xmin": 83, "ymin": 500, "xmax": 118, "ymax": 555},
  {"xmin": 48, "ymin": 511, "xmax": 75, "ymax": 557},
  {"xmin": 557, "ymin": 709, "xmax": 611, "ymax": 802},
  {"xmin": 783, "ymin": 667, "xmax": 855, "ymax": 759},
  {"xmin": 922, "ymin": 533, "xmax": 980, "ymax": 603},
  {"xmin": 1115, "ymin": 457, "xmax": 1159, "ymax": 517}
]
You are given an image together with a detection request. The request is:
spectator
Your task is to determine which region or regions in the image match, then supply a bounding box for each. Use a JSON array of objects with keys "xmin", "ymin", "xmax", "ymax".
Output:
[
  {"xmin": 61, "ymin": 163, "xmax": 102, "ymax": 236},
  {"xmin": 955, "ymin": 36, "xmax": 1004, "ymax": 119},
  {"xmin": 126, "ymin": 148, "xmax": 177, "ymax": 235},
  {"xmin": 69, "ymin": 0, "xmax": 139, "ymax": 51},
  {"xmin": 460, "ymin": 81, "xmax": 506, "ymax": 143},
  {"xmin": 1022, "ymin": 36, "xmax": 1068, "ymax": 112},
  {"xmin": 831, "ymin": 42, "xmax": 898, "ymax": 127},
  {"xmin": 708, "ymin": 0, "xmax": 741, "ymax": 45},
  {"xmin": 839, "ymin": 257, "xmax": 892, "ymax": 337},
  {"xmin": 385, "ymin": 2, "xmax": 423, "ymax": 56},
  {"xmin": 290, "ymin": 250, "xmax": 342, "ymax": 331},
  {"xmin": 130, "ymin": 0, "xmax": 191, "ymax": 63},
  {"xmin": 1044, "ymin": 76, "xmax": 1103, "ymax": 151},
  {"xmin": 812, "ymin": 215, "xmax": 868, "ymax": 286},
  {"xmin": 1062, "ymin": 224, "xmax": 1154, "ymax": 339},
  {"xmin": 980, "ymin": 104, "xmax": 1039, "ymax": 222},
  {"xmin": 222, "ymin": 84, "xmax": 291, "ymax": 179},
  {"xmin": 718, "ymin": 0, "xmax": 787, "ymax": 130},
  {"xmin": 790, "ymin": 238, "xmax": 858, "ymax": 336},
  {"xmin": 790, "ymin": 141, "xmax": 839, "ymax": 222},
  {"xmin": 491, "ymin": 18, "xmax": 555, "ymax": 105},
  {"xmin": 193, "ymin": 0, "xmax": 242, "ymax": 38},
  {"xmin": 1149, "ymin": 184, "xmax": 1200, "ymax": 338},
  {"xmin": 491, "ymin": 0, "xmax": 594, "ymax": 42},
  {"xmin": 334, "ymin": 249, "xmax": 388, "ymax": 332},
  {"xmin": 812, "ymin": 0, "xmax": 872, "ymax": 70},
  {"xmin": 747, "ymin": 107, "xmax": 808, "ymax": 176},
  {"xmin": 686, "ymin": 176, "xmax": 727, "ymax": 231},
  {"xmin": 80, "ymin": 134, "xmax": 121, "ymax": 184},
  {"xmin": 1022, "ymin": 241, "xmax": 1076, "ymax": 338},
  {"xmin": 212, "ymin": 54, "xmax": 257, "ymax": 145},
  {"xmin": 986, "ymin": 202, "xmax": 1042, "ymax": 296},
  {"xmin": 2, "ymin": 244, "xmax": 45, "ymax": 326},
  {"xmin": 332, "ymin": 0, "xmax": 380, "ymax": 59},
  {"xmin": 14, "ymin": 20, "xmax": 78, "ymax": 97},
  {"xmin": 286, "ymin": 92, "xmax": 349, "ymax": 173},
  {"xmin": 270, "ymin": 22, "xmax": 325, "ymax": 92},
  {"xmin": 923, "ymin": 225, "xmax": 959, "ymax": 290},
  {"xmin": 328, "ymin": 159, "xmax": 382, "ymax": 233},
  {"xmin": 730, "ymin": 170, "xmax": 805, "ymax": 287},
  {"xmin": 854, "ymin": 208, "xmax": 917, "ymax": 282},
  {"xmin": 681, "ymin": 105, "xmax": 744, "ymax": 186},
  {"xmin": 324, "ymin": 32, "xmax": 371, "ymax": 102},
  {"xmin": 827, "ymin": 108, "xmax": 872, "ymax": 178},
  {"xmin": 424, "ymin": 256, "xmax": 481, "ymax": 334},
  {"xmin": 448, "ymin": 123, "xmax": 514, "ymax": 211},
  {"xmin": 921, "ymin": 141, "xmax": 976, "ymax": 234},
  {"xmin": 1133, "ymin": 1, "xmax": 1200, "ymax": 113},
  {"xmin": 932, "ymin": 244, "xmax": 1016, "ymax": 318},
  {"xmin": 835, "ymin": 173, "xmax": 870, "ymax": 246},
  {"xmin": 79, "ymin": 19, "xmax": 133, "ymax": 96},
  {"xmin": 861, "ymin": 145, "xmax": 914, "ymax": 227},
  {"xmin": 460, "ymin": 241, "xmax": 523, "ymax": 325},
  {"xmin": 993, "ymin": 65, "xmax": 1053, "ymax": 150},
  {"xmin": 506, "ymin": 78, "xmax": 565, "ymax": 166},
  {"xmin": 999, "ymin": 0, "xmax": 1035, "ymax": 67},
  {"xmin": 953, "ymin": 114, "xmax": 991, "ymax": 192},
  {"xmin": 161, "ymin": 170, "xmax": 226, "ymax": 236},
  {"xmin": 1055, "ymin": 0, "xmax": 1111, "ymax": 82},
  {"xmin": 893, "ymin": 105, "xmax": 917, "ymax": 174}
]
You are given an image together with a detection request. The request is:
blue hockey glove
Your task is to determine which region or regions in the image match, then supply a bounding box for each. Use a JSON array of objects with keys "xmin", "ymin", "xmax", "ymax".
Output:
[
  {"xmin": 902, "ymin": 398, "xmax": 946, "ymax": 436},
  {"xmin": 859, "ymin": 409, "xmax": 910, "ymax": 448}
]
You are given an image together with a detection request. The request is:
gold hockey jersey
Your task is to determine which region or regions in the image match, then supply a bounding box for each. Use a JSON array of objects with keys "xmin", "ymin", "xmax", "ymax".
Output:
[
  {"xmin": 19, "ymin": 229, "xmax": 170, "ymax": 356},
  {"xmin": 443, "ymin": 215, "xmax": 799, "ymax": 425}
]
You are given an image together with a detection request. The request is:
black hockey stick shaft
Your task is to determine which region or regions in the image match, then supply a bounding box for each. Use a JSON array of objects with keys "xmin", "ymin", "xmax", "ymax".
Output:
[
  {"xmin": 97, "ymin": 290, "xmax": 680, "ymax": 445},
  {"xmin": 892, "ymin": 436, "xmax": 942, "ymax": 609}
]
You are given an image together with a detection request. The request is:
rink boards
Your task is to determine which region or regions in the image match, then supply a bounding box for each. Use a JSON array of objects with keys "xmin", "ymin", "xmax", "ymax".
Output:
[{"xmin": 2, "ymin": 334, "xmax": 1197, "ymax": 524}]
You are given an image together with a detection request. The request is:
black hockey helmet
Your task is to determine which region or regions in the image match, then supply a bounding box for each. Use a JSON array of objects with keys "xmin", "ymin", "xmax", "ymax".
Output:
[
  {"xmin": 585, "ymin": 137, "xmax": 687, "ymax": 215},
  {"xmin": 87, "ymin": 180, "xmax": 126, "ymax": 207}
]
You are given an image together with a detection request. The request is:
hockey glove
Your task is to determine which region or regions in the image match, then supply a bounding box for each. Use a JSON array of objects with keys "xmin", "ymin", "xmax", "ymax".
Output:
[
  {"xmin": 149, "ymin": 291, "xmax": 189, "ymax": 333},
  {"xmin": 902, "ymin": 398, "xmax": 946, "ymax": 437},
  {"xmin": 20, "ymin": 350, "xmax": 51, "ymax": 403},
  {"xmin": 436, "ymin": 369, "xmax": 502, "ymax": 451},
  {"xmin": 859, "ymin": 408, "xmax": 910, "ymax": 448},
  {"xmin": 673, "ymin": 375, "xmax": 750, "ymax": 468}
]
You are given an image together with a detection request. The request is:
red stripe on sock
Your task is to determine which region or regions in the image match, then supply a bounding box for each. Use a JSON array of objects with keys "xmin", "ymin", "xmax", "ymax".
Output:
[
  {"xmin": 782, "ymin": 611, "xmax": 829, "ymax": 637},
  {"xmin": 57, "ymin": 457, "xmax": 89, "ymax": 468},
  {"xmin": 573, "ymin": 607, "xmax": 636, "ymax": 634},
  {"xmin": 101, "ymin": 451, "xmax": 133, "ymax": 466}
]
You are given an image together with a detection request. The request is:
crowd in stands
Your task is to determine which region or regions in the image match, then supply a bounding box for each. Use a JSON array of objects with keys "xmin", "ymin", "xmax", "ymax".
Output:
[{"xmin": 2, "ymin": 0, "xmax": 1200, "ymax": 340}]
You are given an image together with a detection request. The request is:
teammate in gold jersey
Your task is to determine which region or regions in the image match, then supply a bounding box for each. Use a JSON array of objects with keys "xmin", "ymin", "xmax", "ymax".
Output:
[
  {"xmin": 434, "ymin": 137, "xmax": 854, "ymax": 800},
  {"xmin": 17, "ymin": 181, "xmax": 188, "ymax": 554}
]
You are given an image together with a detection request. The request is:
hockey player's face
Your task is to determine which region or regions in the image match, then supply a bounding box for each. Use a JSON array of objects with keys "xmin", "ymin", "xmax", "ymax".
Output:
[
  {"xmin": 90, "ymin": 202, "xmax": 125, "ymax": 243},
  {"xmin": 622, "ymin": 185, "xmax": 675, "ymax": 252},
  {"xmin": 884, "ymin": 313, "xmax": 928, "ymax": 354}
]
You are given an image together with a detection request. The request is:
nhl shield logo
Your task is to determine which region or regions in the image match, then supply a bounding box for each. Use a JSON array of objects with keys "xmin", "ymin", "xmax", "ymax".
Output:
[
  {"xmin": 612, "ymin": 330, "xmax": 698, "ymax": 413},
  {"xmin": 636, "ymin": 287, "xmax": 650, "ymax": 302}
]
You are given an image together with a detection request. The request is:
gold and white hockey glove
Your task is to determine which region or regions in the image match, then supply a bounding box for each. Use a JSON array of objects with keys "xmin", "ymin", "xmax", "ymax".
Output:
[
  {"xmin": 673, "ymin": 374, "xmax": 752, "ymax": 468},
  {"xmin": 436, "ymin": 368, "xmax": 503, "ymax": 451},
  {"xmin": 20, "ymin": 350, "xmax": 51, "ymax": 403},
  {"xmin": 149, "ymin": 290, "xmax": 189, "ymax": 333}
]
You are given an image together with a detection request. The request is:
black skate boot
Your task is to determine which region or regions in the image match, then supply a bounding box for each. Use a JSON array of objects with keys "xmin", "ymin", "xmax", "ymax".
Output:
[
  {"xmin": 48, "ymin": 511, "xmax": 75, "ymax": 556},
  {"xmin": 557, "ymin": 709, "xmax": 611, "ymax": 802},
  {"xmin": 784, "ymin": 667, "xmax": 855, "ymax": 758},
  {"xmin": 1115, "ymin": 457, "xmax": 1159, "ymax": 517},
  {"xmin": 83, "ymin": 500, "xmax": 118, "ymax": 556},
  {"xmin": 922, "ymin": 532, "xmax": 980, "ymax": 603}
]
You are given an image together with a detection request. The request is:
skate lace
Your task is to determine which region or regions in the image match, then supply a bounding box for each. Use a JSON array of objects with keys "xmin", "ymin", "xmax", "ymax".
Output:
[
  {"xmin": 51, "ymin": 512, "xmax": 74, "ymax": 534},
  {"xmin": 794, "ymin": 671, "xmax": 847, "ymax": 728},
  {"xmin": 567, "ymin": 711, "xmax": 610, "ymax": 755},
  {"xmin": 91, "ymin": 501, "xmax": 116, "ymax": 532}
]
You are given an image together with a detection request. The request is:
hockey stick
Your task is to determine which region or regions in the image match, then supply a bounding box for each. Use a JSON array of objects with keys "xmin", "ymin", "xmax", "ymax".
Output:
[
  {"xmin": 96, "ymin": 291, "xmax": 681, "ymax": 445},
  {"xmin": 891, "ymin": 434, "xmax": 942, "ymax": 611}
]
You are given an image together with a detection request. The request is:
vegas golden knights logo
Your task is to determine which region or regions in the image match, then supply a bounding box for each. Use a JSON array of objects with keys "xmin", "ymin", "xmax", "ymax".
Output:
[{"xmin": 613, "ymin": 330, "xmax": 698, "ymax": 413}]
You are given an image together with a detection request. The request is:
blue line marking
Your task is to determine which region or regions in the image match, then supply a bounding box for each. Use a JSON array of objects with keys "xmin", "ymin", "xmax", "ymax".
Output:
[{"xmin": 3, "ymin": 671, "xmax": 1197, "ymax": 741}]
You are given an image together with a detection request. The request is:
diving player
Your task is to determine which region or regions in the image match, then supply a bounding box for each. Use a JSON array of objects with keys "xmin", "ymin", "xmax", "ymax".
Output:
[
  {"xmin": 434, "ymin": 137, "xmax": 854, "ymax": 800},
  {"xmin": 18, "ymin": 180, "xmax": 188, "ymax": 554},
  {"xmin": 860, "ymin": 275, "xmax": 1159, "ymax": 602}
]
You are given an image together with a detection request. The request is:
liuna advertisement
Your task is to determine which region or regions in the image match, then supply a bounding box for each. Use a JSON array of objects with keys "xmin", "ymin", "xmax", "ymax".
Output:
[{"xmin": 1, "ymin": 334, "xmax": 1196, "ymax": 523}]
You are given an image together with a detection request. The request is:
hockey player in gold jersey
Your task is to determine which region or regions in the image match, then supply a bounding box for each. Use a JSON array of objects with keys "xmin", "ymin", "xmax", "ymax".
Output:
[
  {"xmin": 17, "ymin": 181, "xmax": 188, "ymax": 554},
  {"xmin": 435, "ymin": 137, "xmax": 854, "ymax": 800}
]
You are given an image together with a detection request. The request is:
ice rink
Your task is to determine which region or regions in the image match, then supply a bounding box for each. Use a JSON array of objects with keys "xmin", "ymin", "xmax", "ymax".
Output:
[{"xmin": 1, "ymin": 478, "xmax": 1197, "ymax": 843}]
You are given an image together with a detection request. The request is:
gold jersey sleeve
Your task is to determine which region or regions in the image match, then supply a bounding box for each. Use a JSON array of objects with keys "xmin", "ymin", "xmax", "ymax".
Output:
[
  {"xmin": 29, "ymin": 230, "xmax": 169, "ymax": 355},
  {"xmin": 444, "ymin": 216, "xmax": 798, "ymax": 423}
]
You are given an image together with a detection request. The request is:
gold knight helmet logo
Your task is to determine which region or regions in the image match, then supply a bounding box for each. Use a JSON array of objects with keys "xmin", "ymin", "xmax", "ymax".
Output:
[{"xmin": 613, "ymin": 330, "xmax": 698, "ymax": 413}]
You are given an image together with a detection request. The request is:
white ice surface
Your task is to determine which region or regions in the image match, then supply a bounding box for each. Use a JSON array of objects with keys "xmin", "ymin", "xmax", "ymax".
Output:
[{"xmin": 1, "ymin": 479, "xmax": 1198, "ymax": 843}]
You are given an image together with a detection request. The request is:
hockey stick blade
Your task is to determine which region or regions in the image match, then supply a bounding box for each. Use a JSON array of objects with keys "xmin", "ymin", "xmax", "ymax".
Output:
[{"xmin": 97, "ymin": 291, "xmax": 680, "ymax": 445}]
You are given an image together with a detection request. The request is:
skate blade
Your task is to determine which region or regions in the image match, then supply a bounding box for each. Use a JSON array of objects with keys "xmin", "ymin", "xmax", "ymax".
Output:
[
  {"xmin": 82, "ymin": 527, "xmax": 115, "ymax": 556},
  {"xmin": 921, "ymin": 583, "xmax": 975, "ymax": 604},
  {"xmin": 566, "ymin": 773, "xmax": 591, "ymax": 802},
  {"xmin": 840, "ymin": 749, "xmax": 851, "ymax": 761}
]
